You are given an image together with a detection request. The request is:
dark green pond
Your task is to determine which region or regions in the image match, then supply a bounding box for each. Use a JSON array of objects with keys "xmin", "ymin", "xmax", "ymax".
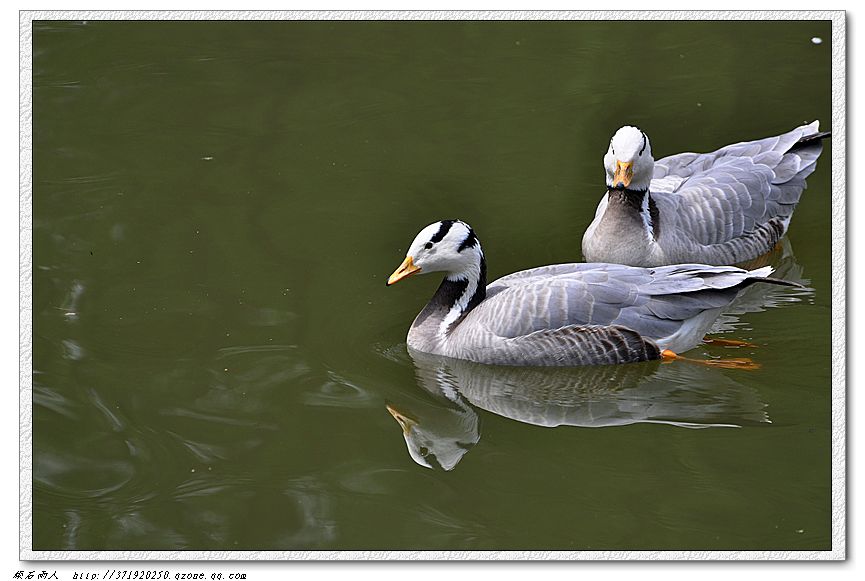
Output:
[{"xmin": 32, "ymin": 19, "xmax": 833, "ymax": 551}]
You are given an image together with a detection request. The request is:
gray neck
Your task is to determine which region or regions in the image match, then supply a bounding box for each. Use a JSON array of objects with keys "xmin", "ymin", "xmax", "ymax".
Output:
[{"xmin": 603, "ymin": 188, "xmax": 660, "ymax": 241}]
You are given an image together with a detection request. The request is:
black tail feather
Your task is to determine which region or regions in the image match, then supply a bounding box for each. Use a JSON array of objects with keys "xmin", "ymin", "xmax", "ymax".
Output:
[{"xmin": 790, "ymin": 130, "xmax": 831, "ymax": 151}]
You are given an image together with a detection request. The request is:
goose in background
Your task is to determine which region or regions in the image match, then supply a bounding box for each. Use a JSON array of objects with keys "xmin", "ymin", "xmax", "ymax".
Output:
[
  {"xmin": 387, "ymin": 219, "xmax": 799, "ymax": 367},
  {"xmin": 582, "ymin": 122, "xmax": 829, "ymax": 267}
]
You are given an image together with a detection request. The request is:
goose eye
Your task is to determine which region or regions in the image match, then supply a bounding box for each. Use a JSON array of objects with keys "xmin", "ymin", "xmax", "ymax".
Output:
[{"xmin": 424, "ymin": 242, "xmax": 433, "ymax": 250}]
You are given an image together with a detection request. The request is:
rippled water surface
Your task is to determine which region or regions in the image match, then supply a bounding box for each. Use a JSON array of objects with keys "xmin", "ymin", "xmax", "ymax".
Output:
[{"xmin": 32, "ymin": 20, "xmax": 833, "ymax": 551}]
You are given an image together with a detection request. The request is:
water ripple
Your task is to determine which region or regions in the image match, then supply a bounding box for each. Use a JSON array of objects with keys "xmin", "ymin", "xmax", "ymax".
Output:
[
  {"xmin": 35, "ymin": 450, "xmax": 135, "ymax": 500},
  {"xmin": 159, "ymin": 408, "xmax": 277, "ymax": 430},
  {"xmin": 303, "ymin": 370, "xmax": 377, "ymax": 408}
]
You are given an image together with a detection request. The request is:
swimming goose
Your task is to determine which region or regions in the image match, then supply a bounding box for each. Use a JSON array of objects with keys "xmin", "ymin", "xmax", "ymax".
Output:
[
  {"xmin": 387, "ymin": 219, "xmax": 796, "ymax": 367},
  {"xmin": 582, "ymin": 122, "xmax": 829, "ymax": 267}
]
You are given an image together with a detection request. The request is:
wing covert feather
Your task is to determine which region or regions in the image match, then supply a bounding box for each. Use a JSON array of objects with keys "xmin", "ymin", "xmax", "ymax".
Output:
[
  {"xmin": 650, "ymin": 122, "xmax": 824, "ymax": 246},
  {"xmin": 463, "ymin": 264, "xmax": 764, "ymax": 344}
]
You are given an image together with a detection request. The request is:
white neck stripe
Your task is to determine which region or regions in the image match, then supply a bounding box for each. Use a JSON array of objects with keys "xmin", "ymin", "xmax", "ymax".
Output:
[{"xmin": 438, "ymin": 276, "xmax": 478, "ymax": 338}]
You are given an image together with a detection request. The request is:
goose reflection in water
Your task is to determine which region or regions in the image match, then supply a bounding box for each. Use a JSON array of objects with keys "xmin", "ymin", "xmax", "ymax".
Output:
[
  {"xmin": 387, "ymin": 350, "xmax": 770, "ymax": 471},
  {"xmin": 712, "ymin": 238, "xmax": 812, "ymax": 335}
]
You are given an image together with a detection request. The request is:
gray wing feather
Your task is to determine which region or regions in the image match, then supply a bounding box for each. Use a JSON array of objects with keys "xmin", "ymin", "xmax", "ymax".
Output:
[
  {"xmin": 495, "ymin": 325, "xmax": 661, "ymax": 366},
  {"xmin": 437, "ymin": 264, "xmax": 798, "ymax": 366},
  {"xmin": 651, "ymin": 121, "xmax": 824, "ymax": 246},
  {"xmin": 443, "ymin": 324, "xmax": 662, "ymax": 367},
  {"xmin": 463, "ymin": 264, "xmax": 769, "ymax": 344}
]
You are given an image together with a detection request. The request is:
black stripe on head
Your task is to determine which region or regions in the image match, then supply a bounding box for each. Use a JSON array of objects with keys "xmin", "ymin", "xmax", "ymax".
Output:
[
  {"xmin": 639, "ymin": 131, "xmax": 647, "ymax": 156},
  {"xmin": 457, "ymin": 226, "xmax": 478, "ymax": 253},
  {"xmin": 430, "ymin": 220, "xmax": 456, "ymax": 244}
]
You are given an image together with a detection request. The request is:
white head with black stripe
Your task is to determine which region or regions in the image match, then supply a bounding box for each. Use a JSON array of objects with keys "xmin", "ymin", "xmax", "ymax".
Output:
[
  {"xmin": 605, "ymin": 126, "xmax": 655, "ymax": 192},
  {"xmin": 387, "ymin": 220, "xmax": 484, "ymax": 286}
]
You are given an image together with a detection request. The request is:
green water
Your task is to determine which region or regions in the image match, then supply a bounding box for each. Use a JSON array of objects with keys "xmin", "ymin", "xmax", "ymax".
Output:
[{"xmin": 32, "ymin": 20, "xmax": 833, "ymax": 551}]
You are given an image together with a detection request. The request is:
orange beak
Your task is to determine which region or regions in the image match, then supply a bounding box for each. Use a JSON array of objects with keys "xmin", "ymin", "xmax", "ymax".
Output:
[
  {"xmin": 613, "ymin": 160, "xmax": 634, "ymax": 188},
  {"xmin": 387, "ymin": 255, "xmax": 421, "ymax": 286},
  {"xmin": 386, "ymin": 403, "xmax": 418, "ymax": 435}
]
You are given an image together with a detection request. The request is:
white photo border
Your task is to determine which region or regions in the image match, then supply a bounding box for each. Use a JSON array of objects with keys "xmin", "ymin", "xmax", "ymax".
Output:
[{"xmin": 18, "ymin": 9, "xmax": 847, "ymax": 562}]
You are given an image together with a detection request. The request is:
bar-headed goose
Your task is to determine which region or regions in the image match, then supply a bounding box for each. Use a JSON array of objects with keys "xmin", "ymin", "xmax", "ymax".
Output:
[
  {"xmin": 582, "ymin": 122, "xmax": 829, "ymax": 267},
  {"xmin": 387, "ymin": 219, "xmax": 797, "ymax": 367}
]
